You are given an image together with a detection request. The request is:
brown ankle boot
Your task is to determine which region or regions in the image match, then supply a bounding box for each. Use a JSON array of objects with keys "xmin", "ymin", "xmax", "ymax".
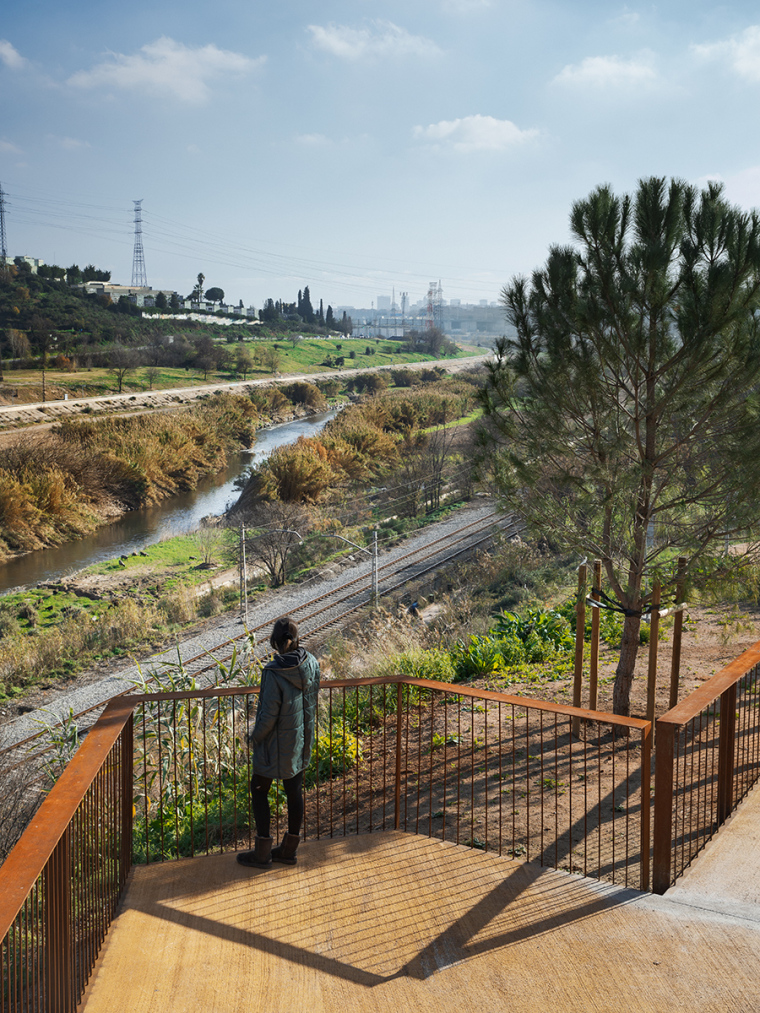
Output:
[
  {"xmin": 271, "ymin": 833, "xmax": 300, "ymax": 865},
  {"xmin": 236, "ymin": 836, "xmax": 272, "ymax": 868}
]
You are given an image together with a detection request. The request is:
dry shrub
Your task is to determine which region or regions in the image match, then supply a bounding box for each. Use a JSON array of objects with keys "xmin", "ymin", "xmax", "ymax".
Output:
[{"xmin": 159, "ymin": 584, "xmax": 198, "ymax": 625}]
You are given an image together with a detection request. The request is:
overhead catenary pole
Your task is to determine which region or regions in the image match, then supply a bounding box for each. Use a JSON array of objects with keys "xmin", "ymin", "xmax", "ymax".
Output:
[
  {"xmin": 373, "ymin": 529, "xmax": 379, "ymax": 606},
  {"xmin": 240, "ymin": 523, "xmax": 249, "ymax": 626}
]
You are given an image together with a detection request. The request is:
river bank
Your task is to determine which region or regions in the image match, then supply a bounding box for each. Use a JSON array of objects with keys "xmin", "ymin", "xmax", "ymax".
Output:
[{"xmin": 0, "ymin": 405, "xmax": 339, "ymax": 594}]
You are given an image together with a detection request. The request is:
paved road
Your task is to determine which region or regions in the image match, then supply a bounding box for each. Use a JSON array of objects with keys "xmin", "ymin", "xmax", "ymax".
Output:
[{"xmin": 0, "ymin": 501, "xmax": 504, "ymax": 748}]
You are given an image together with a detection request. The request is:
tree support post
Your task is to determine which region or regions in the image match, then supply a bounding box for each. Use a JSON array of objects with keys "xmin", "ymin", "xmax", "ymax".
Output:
[
  {"xmin": 669, "ymin": 558, "xmax": 687, "ymax": 709},
  {"xmin": 646, "ymin": 581, "xmax": 661, "ymax": 729},
  {"xmin": 589, "ymin": 560, "xmax": 601, "ymax": 712}
]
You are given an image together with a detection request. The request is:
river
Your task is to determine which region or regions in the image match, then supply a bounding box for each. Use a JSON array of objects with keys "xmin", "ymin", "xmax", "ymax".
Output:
[{"xmin": 0, "ymin": 409, "xmax": 338, "ymax": 595}]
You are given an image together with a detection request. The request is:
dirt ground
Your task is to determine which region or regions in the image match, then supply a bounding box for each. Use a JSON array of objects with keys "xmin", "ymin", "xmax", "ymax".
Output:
[{"xmin": 496, "ymin": 601, "xmax": 760, "ymax": 722}]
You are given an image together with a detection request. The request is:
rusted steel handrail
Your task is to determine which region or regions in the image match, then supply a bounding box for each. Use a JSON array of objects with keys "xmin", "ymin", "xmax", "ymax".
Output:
[
  {"xmin": 0, "ymin": 697, "xmax": 134, "ymax": 944},
  {"xmin": 653, "ymin": 640, "xmax": 760, "ymax": 894}
]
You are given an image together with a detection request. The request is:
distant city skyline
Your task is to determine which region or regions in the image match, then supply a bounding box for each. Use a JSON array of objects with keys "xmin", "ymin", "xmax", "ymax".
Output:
[{"xmin": 2, "ymin": 2, "xmax": 760, "ymax": 311}]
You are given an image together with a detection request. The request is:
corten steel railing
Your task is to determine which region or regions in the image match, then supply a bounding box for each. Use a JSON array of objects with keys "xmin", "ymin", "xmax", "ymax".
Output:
[
  {"xmin": 652, "ymin": 642, "xmax": 760, "ymax": 894},
  {"xmin": 0, "ymin": 678, "xmax": 651, "ymax": 1012},
  {"xmin": 0, "ymin": 698, "xmax": 133, "ymax": 1013}
]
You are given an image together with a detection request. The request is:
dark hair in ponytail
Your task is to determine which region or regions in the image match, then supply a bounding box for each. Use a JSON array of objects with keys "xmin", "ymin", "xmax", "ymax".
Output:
[{"xmin": 270, "ymin": 615, "xmax": 299, "ymax": 654}]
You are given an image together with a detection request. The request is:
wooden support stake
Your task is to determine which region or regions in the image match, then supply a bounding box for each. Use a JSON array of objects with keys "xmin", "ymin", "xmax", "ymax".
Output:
[
  {"xmin": 572, "ymin": 564, "xmax": 587, "ymax": 738},
  {"xmin": 646, "ymin": 581, "xmax": 661, "ymax": 727},
  {"xmin": 589, "ymin": 560, "xmax": 601, "ymax": 712},
  {"xmin": 669, "ymin": 557, "xmax": 687, "ymax": 709}
]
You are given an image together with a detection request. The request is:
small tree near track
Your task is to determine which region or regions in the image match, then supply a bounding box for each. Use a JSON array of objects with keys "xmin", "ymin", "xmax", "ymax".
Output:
[{"xmin": 480, "ymin": 176, "xmax": 760, "ymax": 715}]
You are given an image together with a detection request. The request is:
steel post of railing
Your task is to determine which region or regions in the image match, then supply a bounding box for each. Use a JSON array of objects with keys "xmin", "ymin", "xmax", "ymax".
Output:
[
  {"xmin": 652, "ymin": 720, "xmax": 675, "ymax": 894},
  {"xmin": 640, "ymin": 722, "xmax": 652, "ymax": 892},
  {"xmin": 717, "ymin": 682, "xmax": 738, "ymax": 826}
]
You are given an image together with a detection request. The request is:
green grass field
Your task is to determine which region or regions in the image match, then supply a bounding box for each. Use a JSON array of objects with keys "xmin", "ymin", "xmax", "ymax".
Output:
[{"xmin": 0, "ymin": 338, "xmax": 479, "ymax": 402}]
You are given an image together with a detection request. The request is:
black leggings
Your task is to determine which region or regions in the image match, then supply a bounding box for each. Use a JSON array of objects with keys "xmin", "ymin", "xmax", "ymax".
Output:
[{"xmin": 250, "ymin": 771, "xmax": 304, "ymax": 838}]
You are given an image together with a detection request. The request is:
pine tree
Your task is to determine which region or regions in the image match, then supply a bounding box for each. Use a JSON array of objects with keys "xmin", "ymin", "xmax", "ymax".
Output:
[{"xmin": 480, "ymin": 177, "xmax": 760, "ymax": 714}]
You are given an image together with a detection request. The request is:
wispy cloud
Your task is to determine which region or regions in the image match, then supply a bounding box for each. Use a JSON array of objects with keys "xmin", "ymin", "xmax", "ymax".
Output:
[
  {"xmin": 0, "ymin": 40, "xmax": 27, "ymax": 70},
  {"xmin": 307, "ymin": 21, "xmax": 442, "ymax": 62},
  {"xmin": 67, "ymin": 37, "xmax": 262, "ymax": 105},
  {"xmin": 413, "ymin": 114, "xmax": 538, "ymax": 152},
  {"xmin": 0, "ymin": 139, "xmax": 23, "ymax": 154},
  {"xmin": 296, "ymin": 133, "xmax": 330, "ymax": 146},
  {"xmin": 608, "ymin": 8, "xmax": 640, "ymax": 28},
  {"xmin": 49, "ymin": 136, "xmax": 91, "ymax": 150},
  {"xmin": 693, "ymin": 25, "xmax": 760, "ymax": 82},
  {"xmin": 553, "ymin": 54, "xmax": 656, "ymax": 88},
  {"xmin": 443, "ymin": 0, "xmax": 494, "ymax": 12}
]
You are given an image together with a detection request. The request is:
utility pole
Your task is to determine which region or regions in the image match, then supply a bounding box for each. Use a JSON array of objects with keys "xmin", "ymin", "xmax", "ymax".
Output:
[{"xmin": 0, "ymin": 182, "xmax": 8, "ymax": 280}]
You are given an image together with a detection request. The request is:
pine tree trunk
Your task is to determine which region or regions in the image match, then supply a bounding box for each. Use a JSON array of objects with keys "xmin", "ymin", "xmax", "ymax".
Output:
[{"xmin": 613, "ymin": 613, "xmax": 642, "ymax": 716}]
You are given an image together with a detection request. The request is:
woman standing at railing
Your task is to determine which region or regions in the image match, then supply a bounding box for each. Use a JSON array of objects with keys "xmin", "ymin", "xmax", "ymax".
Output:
[{"xmin": 237, "ymin": 616, "xmax": 321, "ymax": 869}]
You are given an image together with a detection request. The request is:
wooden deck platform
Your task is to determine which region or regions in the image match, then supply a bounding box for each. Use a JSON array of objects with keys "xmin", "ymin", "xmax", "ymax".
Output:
[{"xmin": 82, "ymin": 832, "xmax": 760, "ymax": 1012}]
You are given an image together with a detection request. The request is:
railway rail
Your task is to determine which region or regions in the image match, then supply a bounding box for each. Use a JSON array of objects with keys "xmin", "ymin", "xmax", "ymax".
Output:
[{"xmin": 0, "ymin": 508, "xmax": 517, "ymax": 766}]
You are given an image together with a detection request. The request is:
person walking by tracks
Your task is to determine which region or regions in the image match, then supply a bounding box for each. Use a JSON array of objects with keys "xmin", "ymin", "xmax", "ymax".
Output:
[{"xmin": 237, "ymin": 616, "xmax": 320, "ymax": 869}]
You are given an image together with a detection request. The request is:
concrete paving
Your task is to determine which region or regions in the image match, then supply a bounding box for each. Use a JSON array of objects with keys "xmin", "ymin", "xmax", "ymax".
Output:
[
  {"xmin": 665, "ymin": 778, "xmax": 760, "ymax": 926},
  {"xmin": 81, "ymin": 831, "xmax": 760, "ymax": 1013}
]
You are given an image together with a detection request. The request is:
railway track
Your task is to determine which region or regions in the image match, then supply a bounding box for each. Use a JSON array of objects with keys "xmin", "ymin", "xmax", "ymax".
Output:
[
  {"xmin": 179, "ymin": 509, "xmax": 521, "ymax": 681},
  {"xmin": 0, "ymin": 507, "xmax": 518, "ymax": 758}
]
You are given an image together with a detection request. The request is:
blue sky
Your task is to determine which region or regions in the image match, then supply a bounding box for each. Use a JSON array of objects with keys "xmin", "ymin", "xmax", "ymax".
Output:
[{"xmin": 2, "ymin": 1, "xmax": 760, "ymax": 311}]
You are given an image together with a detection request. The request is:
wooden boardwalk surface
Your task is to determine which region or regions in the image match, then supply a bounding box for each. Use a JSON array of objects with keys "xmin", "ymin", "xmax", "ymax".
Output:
[{"xmin": 82, "ymin": 832, "xmax": 760, "ymax": 1012}]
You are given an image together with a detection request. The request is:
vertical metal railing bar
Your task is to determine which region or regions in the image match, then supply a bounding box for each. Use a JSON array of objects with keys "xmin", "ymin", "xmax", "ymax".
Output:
[
  {"xmin": 139, "ymin": 705, "xmax": 148, "ymax": 866},
  {"xmin": 456, "ymin": 697, "xmax": 462, "ymax": 845},
  {"xmin": 498, "ymin": 703, "xmax": 503, "ymax": 857},
  {"xmin": 245, "ymin": 695, "xmax": 252, "ymax": 848},
  {"xmin": 341, "ymin": 687, "xmax": 347, "ymax": 839},
  {"xmin": 511, "ymin": 707, "xmax": 516, "ymax": 860},
  {"xmin": 368, "ymin": 685, "xmax": 374, "ymax": 832},
  {"xmin": 202, "ymin": 699, "xmax": 209, "ymax": 855},
  {"xmin": 328, "ymin": 691, "xmax": 334, "ymax": 837},
  {"xmin": 587, "ymin": 721, "xmax": 591, "ymax": 879},
  {"xmin": 611, "ymin": 725, "xmax": 616, "ymax": 883},
  {"xmin": 553, "ymin": 717, "xmax": 559, "ymax": 872},
  {"xmin": 525, "ymin": 710, "xmax": 531, "ymax": 862},
  {"xmin": 381, "ymin": 685, "xmax": 387, "ymax": 832},
  {"xmin": 172, "ymin": 699, "xmax": 180, "ymax": 861},
  {"xmin": 394, "ymin": 684, "xmax": 402, "ymax": 832},
  {"xmin": 188, "ymin": 699, "xmax": 195, "ymax": 858},
  {"xmin": 232, "ymin": 696, "xmax": 238, "ymax": 852},
  {"xmin": 624, "ymin": 732, "xmax": 630, "ymax": 888},
  {"xmin": 216, "ymin": 698, "xmax": 224, "ymax": 855},
  {"xmin": 156, "ymin": 703, "xmax": 164, "ymax": 862},
  {"xmin": 442, "ymin": 695, "xmax": 448, "ymax": 842},
  {"xmin": 596, "ymin": 722, "xmax": 602, "ymax": 879},
  {"xmin": 428, "ymin": 694, "xmax": 435, "ymax": 839},
  {"xmin": 312, "ymin": 693, "xmax": 320, "ymax": 840},
  {"xmin": 688, "ymin": 715, "xmax": 697, "ymax": 860},
  {"xmin": 355, "ymin": 688, "xmax": 360, "ymax": 836},
  {"xmin": 483, "ymin": 702, "xmax": 489, "ymax": 852},
  {"xmin": 469, "ymin": 702, "xmax": 475, "ymax": 848},
  {"xmin": 674, "ymin": 722, "xmax": 682, "ymax": 882},
  {"xmin": 404, "ymin": 688, "xmax": 410, "ymax": 832},
  {"xmin": 415, "ymin": 690, "xmax": 422, "ymax": 836},
  {"xmin": 539, "ymin": 710, "xmax": 545, "ymax": 866}
]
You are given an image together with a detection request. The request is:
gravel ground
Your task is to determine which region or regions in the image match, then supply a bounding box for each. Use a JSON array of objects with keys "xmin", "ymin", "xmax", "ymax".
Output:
[{"xmin": 0, "ymin": 501, "xmax": 504, "ymax": 748}]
